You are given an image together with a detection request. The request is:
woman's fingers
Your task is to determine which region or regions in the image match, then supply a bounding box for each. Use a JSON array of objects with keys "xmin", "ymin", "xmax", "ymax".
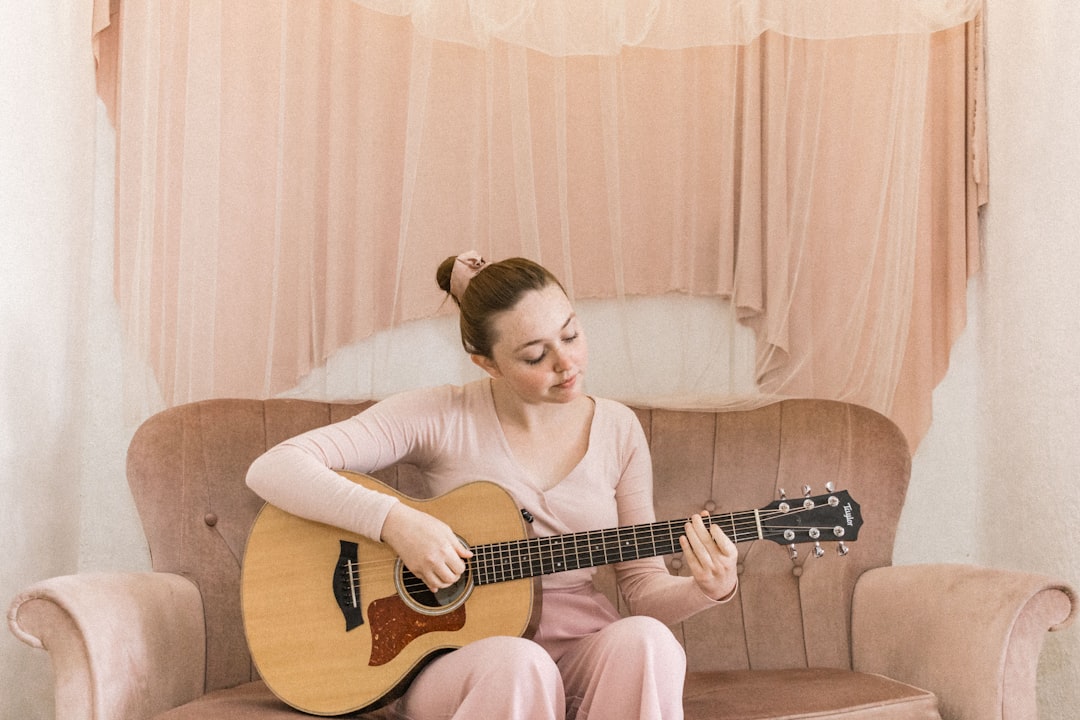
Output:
[{"xmin": 680, "ymin": 512, "xmax": 739, "ymax": 601}]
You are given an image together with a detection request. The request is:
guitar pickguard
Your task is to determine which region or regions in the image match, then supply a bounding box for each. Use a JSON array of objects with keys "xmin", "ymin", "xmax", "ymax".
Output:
[{"xmin": 366, "ymin": 594, "xmax": 467, "ymax": 666}]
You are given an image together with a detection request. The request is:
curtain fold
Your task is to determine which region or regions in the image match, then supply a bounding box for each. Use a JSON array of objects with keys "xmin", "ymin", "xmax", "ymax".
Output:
[
  {"xmin": 99, "ymin": 0, "xmax": 985, "ymax": 449},
  {"xmin": 349, "ymin": 0, "xmax": 983, "ymax": 54}
]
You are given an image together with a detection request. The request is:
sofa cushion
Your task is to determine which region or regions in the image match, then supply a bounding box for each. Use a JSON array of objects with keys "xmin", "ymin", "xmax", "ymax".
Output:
[
  {"xmin": 683, "ymin": 668, "xmax": 940, "ymax": 719},
  {"xmin": 152, "ymin": 669, "xmax": 938, "ymax": 720},
  {"xmin": 151, "ymin": 681, "xmax": 394, "ymax": 719}
]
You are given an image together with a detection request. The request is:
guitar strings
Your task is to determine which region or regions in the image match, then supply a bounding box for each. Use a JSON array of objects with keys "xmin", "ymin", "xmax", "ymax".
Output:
[
  {"xmin": 345, "ymin": 503, "xmax": 832, "ymax": 575},
  {"xmin": 343, "ymin": 503, "xmax": 840, "ymax": 596}
]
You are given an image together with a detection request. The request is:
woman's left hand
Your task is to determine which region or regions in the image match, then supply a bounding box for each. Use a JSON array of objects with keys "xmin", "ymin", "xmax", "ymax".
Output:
[{"xmin": 680, "ymin": 512, "xmax": 739, "ymax": 602}]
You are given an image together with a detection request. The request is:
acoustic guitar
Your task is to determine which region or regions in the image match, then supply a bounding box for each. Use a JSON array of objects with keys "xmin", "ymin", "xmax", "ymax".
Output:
[{"xmin": 241, "ymin": 471, "xmax": 862, "ymax": 716}]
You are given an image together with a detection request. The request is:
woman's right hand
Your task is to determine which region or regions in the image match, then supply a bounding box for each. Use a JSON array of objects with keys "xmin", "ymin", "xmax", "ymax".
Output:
[{"xmin": 380, "ymin": 503, "xmax": 473, "ymax": 592}]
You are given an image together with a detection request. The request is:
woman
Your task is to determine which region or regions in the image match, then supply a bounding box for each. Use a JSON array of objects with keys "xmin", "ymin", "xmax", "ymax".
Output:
[{"xmin": 246, "ymin": 252, "xmax": 739, "ymax": 720}]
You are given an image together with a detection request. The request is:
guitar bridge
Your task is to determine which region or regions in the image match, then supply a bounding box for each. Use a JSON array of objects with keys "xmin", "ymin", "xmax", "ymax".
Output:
[{"xmin": 333, "ymin": 540, "xmax": 365, "ymax": 631}]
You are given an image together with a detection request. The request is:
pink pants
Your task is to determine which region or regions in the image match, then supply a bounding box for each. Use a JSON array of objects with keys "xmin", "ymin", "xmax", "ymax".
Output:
[{"xmin": 391, "ymin": 589, "xmax": 687, "ymax": 720}]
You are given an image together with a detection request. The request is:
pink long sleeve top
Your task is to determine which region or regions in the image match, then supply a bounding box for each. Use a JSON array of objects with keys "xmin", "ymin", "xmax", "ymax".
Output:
[{"xmin": 245, "ymin": 379, "xmax": 722, "ymax": 626}]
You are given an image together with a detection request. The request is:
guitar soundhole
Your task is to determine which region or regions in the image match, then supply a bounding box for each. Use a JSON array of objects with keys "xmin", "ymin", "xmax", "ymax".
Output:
[{"xmin": 395, "ymin": 537, "xmax": 473, "ymax": 616}]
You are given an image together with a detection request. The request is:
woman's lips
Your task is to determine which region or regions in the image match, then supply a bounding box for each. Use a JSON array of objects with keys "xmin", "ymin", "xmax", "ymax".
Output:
[{"xmin": 555, "ymin": 373, "xmax": 579, "ymax": 390}]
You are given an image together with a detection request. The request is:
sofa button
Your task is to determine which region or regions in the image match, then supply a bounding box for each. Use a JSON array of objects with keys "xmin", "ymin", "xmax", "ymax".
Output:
[
  {"xmin": 736, "ymin": 562, "xmax": 745, "ymax": 574},
  {"xmin": 792, "ymin": 566, "xmax": 803, "ymax": 578},
  {"xmin": 670, "ymin": 555, "xmax": 683, "ymax": 570},
  {"xmin": 704, "ymin": 500, "xmax": 717, "ymax": 513},
  {"xmin": 204, "ymin": 513, "xmax": 218, "ymax": 527}
]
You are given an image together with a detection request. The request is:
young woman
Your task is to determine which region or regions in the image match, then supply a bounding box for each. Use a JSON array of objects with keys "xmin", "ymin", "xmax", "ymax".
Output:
[{"xmin": 246, "ymin": 252, "xmax": 739, "ymax": 720}]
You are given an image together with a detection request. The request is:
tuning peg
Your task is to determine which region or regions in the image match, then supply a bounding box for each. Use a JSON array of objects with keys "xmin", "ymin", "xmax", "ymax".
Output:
[
  {"xmin": 788, "ymin": 544, "xmax": 798, "ymax": 561},
  {"xmin": 813, "ymin": 542, "xmax": 825, "ymax": 558},
  {"xmin": 779, "ymin": 488, "xmax": 787, "ymax": 500},
  {"xmin": 802, "ymin": 485, "xmax": 812, "ymax": 497},
  {"xmin": 825, "ymin": 481, "xmax": 835, "ymax": 492},
  {"xmin": 837, "ymin": 542, "xmax": 850, "ymax": 556}
]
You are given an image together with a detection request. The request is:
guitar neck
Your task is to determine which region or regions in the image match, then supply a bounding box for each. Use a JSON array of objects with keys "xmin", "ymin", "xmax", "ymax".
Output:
[{"xmin": 469, "ymin": 512, "xmax": 758, "ymax": 586}]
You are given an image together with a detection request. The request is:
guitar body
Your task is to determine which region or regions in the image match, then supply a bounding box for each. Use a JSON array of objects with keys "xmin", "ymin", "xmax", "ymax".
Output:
[{"xmin": 242, "ymin": 472, "xmax": 538, "ymax": 716}]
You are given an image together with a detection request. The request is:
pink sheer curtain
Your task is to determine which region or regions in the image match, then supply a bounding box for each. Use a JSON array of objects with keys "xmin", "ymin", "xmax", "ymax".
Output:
[{"xmin": 97, "ymin": 0, "xmax": 985, "ymax": 449}]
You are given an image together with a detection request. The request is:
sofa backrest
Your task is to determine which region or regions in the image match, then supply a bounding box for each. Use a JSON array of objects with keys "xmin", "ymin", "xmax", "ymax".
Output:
[
  {"xmin": 126, "ymin": 397, "xmax": 909, "ymax": 694},
  {"xmin": 630, "ymin": 401, "xmax": 909, "ymax": 673}
]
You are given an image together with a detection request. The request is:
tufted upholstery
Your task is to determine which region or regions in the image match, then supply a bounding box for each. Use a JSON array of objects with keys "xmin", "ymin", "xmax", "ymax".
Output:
[{"xmin": 9, "ymin": 398, "xmax": 1076, "ymax": 719}]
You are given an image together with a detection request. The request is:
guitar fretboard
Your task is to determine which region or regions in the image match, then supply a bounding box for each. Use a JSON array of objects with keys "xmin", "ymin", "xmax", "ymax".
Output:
[{"xmin": 469, "ymin": 512, "xmax": 759, "ymax": 586}]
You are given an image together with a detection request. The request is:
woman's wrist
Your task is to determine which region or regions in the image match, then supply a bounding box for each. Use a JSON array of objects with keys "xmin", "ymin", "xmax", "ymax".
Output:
[{"xmin": 707, "ymin": 576, "xmax": 739, "ymax": 604}]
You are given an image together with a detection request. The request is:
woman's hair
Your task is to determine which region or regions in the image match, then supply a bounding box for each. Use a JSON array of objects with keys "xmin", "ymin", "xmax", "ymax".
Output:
[{"xmin": 436, "ymin": 256, "xmax": 565, "ymax": 357}]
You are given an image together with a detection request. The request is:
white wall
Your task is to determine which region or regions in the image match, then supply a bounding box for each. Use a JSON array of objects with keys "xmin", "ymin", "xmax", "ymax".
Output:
[
  {"xmin": 979, "ymin": 1, "xmax": 1080, "ymax": 707},
  {"xmin": 1, "ymin": 1, "xmax": 1078, "ymax": 719},
  {"xmin": 898, "ymin": 1, "xmax": 1080, "ymax": 714},
  {"xmin": 0, "ymin": 3, "xmax": 136, "ymax": 718}
]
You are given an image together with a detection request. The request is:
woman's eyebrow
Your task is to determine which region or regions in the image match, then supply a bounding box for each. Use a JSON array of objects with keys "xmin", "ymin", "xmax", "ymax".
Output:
[{"xmin": 514, "ymin": 314, "xmax": 576, "ymax": 353}]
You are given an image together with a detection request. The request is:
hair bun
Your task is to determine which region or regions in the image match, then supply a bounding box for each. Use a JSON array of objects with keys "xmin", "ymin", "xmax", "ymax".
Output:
[{"xmin": 436, "ymin": 255, "xmax": 458, "ymax": 299}]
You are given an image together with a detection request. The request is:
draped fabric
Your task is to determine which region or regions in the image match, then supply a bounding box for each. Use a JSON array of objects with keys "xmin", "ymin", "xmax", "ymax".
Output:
[
  {"xmin": 97, "ymin": 0, "xmax": 985, "ymax": 449},
  {"xmin": 350, "ymin": 0, "xmax": 983, "ymax": 53}
]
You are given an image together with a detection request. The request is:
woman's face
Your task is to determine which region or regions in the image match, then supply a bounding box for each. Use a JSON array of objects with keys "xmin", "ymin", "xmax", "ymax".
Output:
[{"xmin": 474, "ymin": 283, "xmax": 588, "ymax": 405}]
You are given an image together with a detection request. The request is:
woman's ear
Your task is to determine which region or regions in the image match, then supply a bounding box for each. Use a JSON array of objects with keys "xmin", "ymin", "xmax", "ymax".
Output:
[{"xmin": 470, "ymin": 353, "xmax": 502, "ymax": 378}]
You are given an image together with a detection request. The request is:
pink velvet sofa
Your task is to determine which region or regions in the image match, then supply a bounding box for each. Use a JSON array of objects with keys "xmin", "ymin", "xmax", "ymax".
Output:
[{"xmin": 8, "ymin": 398, "xmax": 1077, "ymax": 719}]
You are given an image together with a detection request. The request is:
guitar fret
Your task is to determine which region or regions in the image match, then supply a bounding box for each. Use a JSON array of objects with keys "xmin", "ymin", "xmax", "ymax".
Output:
[
  {"xmin": 533, "ymin": 538, "xmax": 544, "ymax": 575},
  {"xmin": 629, "ymin": 526, "xmax": 641, "ymax": 561},
  {"xmin": 619, "ymin": 526, "xmax": 634, "ymax": 562},
  {"xmin": 482, "ymin": 543, "xmax": 495, "ymax": 584},
  {"xmin": 534, "ymin": 537, "xmax": 544, "ymax": 576},
  {"xmin": 512, "ymin": 538, "xmax": 524, "ymax": 581},
  {"xmin": 631, "ymin": 524, "xmax": 647, "ymax": 561},
  {"xmin": 585, "ymin": 530, "xmax": 598, "ymax": 569},
  {"xmin": 494, "ymin": 542, "xmax": 506, "ymax": 582},
  {"xmin": 539, "ymin": 538, "xmax": 548, "ymax": 574},
  {"xmin": 483, "ymin": 544, "xmax": 494, "ymax": 584},
  {"xmin": 481, "ymin": 546, "xmax": 494, "ymax": 587},
  {"xmin": 526, "ymin": 539, "xmax": 537, "ymax": 577},
  {"xmin": 503, "ymin": 540, "xmax": 517, "ymax": 582}
]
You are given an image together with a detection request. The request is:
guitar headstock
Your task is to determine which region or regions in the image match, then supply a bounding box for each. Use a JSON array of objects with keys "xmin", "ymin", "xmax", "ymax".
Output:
[{"xmin": 758, "ymin": 486, "xmax": 862, "ymax": 558}]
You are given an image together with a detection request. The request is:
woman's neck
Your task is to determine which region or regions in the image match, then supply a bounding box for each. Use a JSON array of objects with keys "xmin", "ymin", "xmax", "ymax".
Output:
[{"xmin": 488, "ymin": 377, "xmax": 591, "ymax": 433}]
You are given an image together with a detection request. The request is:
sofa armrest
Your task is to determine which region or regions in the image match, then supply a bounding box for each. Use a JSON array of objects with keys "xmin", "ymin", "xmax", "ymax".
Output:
[
  {"xmin": 7, "ymin": 572, "xmax": 206, "ymax": 720},
  {"xmin": 852, "ymin": 563, "xmax": 1077, "ymax": 720}
]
